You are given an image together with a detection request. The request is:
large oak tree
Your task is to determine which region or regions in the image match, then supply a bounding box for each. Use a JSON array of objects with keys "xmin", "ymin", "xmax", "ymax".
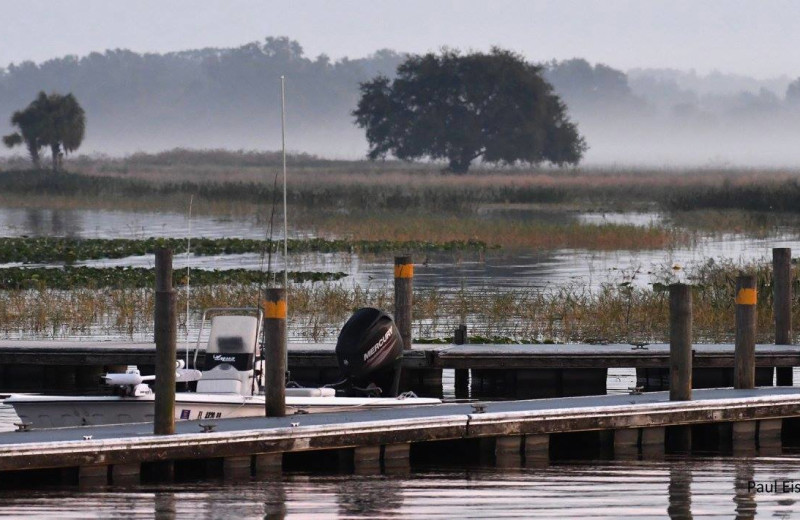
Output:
[{"xmin": 354, "ymin": 48, "xmax": 587, "ymax": 173}]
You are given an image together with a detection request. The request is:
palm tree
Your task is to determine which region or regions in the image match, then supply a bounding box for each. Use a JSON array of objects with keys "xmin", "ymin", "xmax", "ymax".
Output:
[{"xmin": 3, "ymin": 92, "xmax": 86, "ymax": 172}]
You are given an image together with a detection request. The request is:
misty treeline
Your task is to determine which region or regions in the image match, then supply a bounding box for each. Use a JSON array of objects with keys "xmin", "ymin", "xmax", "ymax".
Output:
[{"xmin": 2, "ymin": 36, "xmax": 800, "ymax": 165}]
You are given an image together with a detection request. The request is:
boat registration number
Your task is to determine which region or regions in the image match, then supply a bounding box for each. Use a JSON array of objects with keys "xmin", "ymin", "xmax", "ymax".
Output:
[{"xmin": 180, "ymin": 410, "xmax": 223, "ymax": 420}]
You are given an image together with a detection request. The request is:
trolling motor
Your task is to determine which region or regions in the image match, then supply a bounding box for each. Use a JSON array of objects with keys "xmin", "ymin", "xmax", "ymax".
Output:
[{"xmin": 335, "ymin": 307, "xmax": 404, "ymax": 397}]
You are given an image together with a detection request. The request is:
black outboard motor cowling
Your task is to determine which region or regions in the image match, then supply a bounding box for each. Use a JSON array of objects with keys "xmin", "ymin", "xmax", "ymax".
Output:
[{"xmin": 335, "ymin": 307, "xmax": 404, "ymax": 396}]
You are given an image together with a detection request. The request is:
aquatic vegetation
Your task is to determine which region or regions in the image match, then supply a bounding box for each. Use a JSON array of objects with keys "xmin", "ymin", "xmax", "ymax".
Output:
[
  {"xmin": 0, "ymin": 259, "xmax": 790, "ymax": 343},
  {"xmin": 0, "ymin": 266, "xmax": 345, "ymax": 290},
  {"xmin": 0, "ymin": 237, "xmax": 491, "ymax": 264}
]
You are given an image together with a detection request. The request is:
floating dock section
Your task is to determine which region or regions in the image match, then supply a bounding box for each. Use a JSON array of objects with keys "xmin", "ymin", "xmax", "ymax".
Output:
[
  {"xmin": 2, "ymin": 387, "xmax": 800, "ymax": 486},
  {"xmin": 0, "ymin": 340, "xmax": 798, "ymax": 398}
]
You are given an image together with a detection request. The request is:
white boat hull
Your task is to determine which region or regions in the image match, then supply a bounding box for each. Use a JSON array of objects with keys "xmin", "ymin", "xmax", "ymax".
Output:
[{"xmin": 4, "ymin": 393, "xmax": 441, "ymax": 428}]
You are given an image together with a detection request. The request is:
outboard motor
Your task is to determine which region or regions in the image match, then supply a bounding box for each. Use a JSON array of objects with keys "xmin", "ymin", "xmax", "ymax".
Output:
[{"xmin": 335, "ymin": 307, "xmax": 404, "ymax": 397}]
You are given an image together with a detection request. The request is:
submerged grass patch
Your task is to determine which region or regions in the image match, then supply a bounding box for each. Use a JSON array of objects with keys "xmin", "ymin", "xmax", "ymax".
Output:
[
  {"xmin": 0, "ymin": 266, "xmax": 345, "ymax": 290},
  {"xmin": 0, "ymin": 237, "xmax": 490, "ymax": 264}
]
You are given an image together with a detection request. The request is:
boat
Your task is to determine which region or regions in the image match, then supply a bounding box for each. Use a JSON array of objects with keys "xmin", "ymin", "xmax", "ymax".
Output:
[{"xmin": 4, "ymin": 307, "xmax": 441, "ymax": 428}]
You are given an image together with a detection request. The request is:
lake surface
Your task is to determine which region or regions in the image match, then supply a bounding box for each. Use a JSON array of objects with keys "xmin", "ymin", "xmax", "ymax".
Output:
[
  {"xmin": 0, "ymin": 456, "xmax": 798, "ymax": 518},
  {"xmin": 2, "ymin": 207, "xmax": 798, "ymax": 293}
]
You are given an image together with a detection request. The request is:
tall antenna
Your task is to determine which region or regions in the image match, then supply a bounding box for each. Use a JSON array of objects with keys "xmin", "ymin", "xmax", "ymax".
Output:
[
  {"xmin": 185, "ymin": 194, "xmax": 193, "ymax": 368},
  {"xmin": 281, "ymin": 76, "xmax": 289, "ymax": 293}
]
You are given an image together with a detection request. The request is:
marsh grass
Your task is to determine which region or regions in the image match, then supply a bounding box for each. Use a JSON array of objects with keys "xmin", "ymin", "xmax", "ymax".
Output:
[
  {"xmin": 297, "ymin": 210, "xmax": 686, "ymax": 250},
  {"xmin": 0, "ymin": 259, "xmax": 790, "ymax": 343}
]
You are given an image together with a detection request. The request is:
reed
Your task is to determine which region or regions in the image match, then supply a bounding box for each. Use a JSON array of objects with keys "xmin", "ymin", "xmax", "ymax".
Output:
[{"xmin": 0, "ymin": 259, "xmax": 788, "ymax": 343}]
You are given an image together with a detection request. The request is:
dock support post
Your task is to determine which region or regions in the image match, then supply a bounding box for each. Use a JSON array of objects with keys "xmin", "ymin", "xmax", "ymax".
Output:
[
  {"xmin": 733, "ymin": 421, "xmax": 757, "ymax": 454},
  {"xmin": 264, "ymin": 288, "xmax": 287, "ymax": 417},
  {"xmin": 524, "ymin": 434, "xmax": 550, "ymax": 464},
  {"xmin": 223, "ymin": 456, "xmax": 252, "ymax": 479},
  {"xmin": 154, "ymin": 248, "xmax": 177, "ymax": 436},
  {"xmin": 758, "ymin": 419, "xmax": 783, "ymax": 451},
  {"xmin": 613, "ymin": 428, "xmax": 639, "ymax": 459},
  {"xmin": 495, "ymin": 436, "xmax": 523, "ymax": 466},
  {"xmin": 641, "ymin": 427, "xmax": 665, "ymax": 458},
  {"xmin": 254, "ymin": 453, "xmax": 282, "ymax": 476},
  {"xmin": 735, "ymin": 275, "xmax": 757, "ymax": 390},
  {"xmin": 454, "ymin": 325, "xmax": 469, "ymax": 399},
  {"xmin": 394, "ymin": 256, "xmax": 413, "ymax": 350},
  {"xmin": 110, "ymin": 463, "xmax": 140, "ymax": 485},
  {"xmin": 669, "ymin": 283, "xmax": 692, "ymax": 401},
  {"xmin": 353, "ymin": 446, "xmax": 381, "ymax": 473},
  {"xmin": 774, "ymin": 248, "xmax": 793, "ymax": 386},
  {"xmin": 383, "ymin": 443, "xmax": 410, "ymax": 473},
  {"xmin": 78, "ymin": 465, "xmax": 108, "ymax": 486}
]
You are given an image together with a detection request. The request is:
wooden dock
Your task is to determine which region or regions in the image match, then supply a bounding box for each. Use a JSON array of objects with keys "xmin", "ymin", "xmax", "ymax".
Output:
[
  {"xmin": 0, "ymin": 340, "xmax": 797, "ymax": 398},
  {"xmin": 1, "ymin": 387, "xmax": 799, "ymax": 486}
]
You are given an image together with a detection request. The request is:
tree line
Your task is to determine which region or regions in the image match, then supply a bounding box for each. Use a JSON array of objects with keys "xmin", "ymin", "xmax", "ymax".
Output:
[{"xmin": 3, "ymin": 36, "xmax": 800, "ymax": 167}]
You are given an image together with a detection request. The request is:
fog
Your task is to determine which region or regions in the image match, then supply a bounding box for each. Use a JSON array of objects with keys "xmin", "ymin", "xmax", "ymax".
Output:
[{"xmin": 2, "ymin": 37, "xmax": 800, "ymax": 167}]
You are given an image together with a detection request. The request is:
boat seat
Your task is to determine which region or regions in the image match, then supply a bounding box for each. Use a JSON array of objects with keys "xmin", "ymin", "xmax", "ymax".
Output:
[
  {"xmin": 196, "ymin": 379, "xmax": 243, "ymax": 394},
  {"xmin": 285, "ymin": 387, "xmax": 336, "ymax": 398},
  {"xmin": 197, "ymin": 365, "xmax": 249, "ymax": 394}
]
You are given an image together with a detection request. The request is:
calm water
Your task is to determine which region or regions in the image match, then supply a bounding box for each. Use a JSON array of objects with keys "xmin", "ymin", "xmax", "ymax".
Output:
[
  {"xmin": 5, "ymin": 208, "xmax": 800, "ymax": 517},
  {"xmin": 0, "ymin": 457, "xmax": 799, "ymax": 518},
  {"xmin": 2, "ymin": 207, "xmax": 799, "ymax": 292}
]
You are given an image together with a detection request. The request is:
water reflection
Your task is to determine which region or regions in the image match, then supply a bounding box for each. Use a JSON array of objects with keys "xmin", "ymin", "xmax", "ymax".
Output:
[
  {"xmin": 336, "ymin": 475, "xmax": 403, "ymax": 518},
  {"xmin": 668, "ymin": 463, "xmax": 692, "ymax": 519},
  {"xmin": 17, "ymin": 208, "xmax": 82, "ymax": 238},
  {"xmin": 1, "ymin": 457, "xmax": 800, "ymax": 518},
  {"xmin": 154, "ymin": 491, "xmax": 176, "ymax": 520},
  {"xmin": 263, "ymin": 477, "xmax": 287, "ymax": 520},
  {"xmin": 734, "ymin": 459, "xmax": 756, "ymax": 520}
]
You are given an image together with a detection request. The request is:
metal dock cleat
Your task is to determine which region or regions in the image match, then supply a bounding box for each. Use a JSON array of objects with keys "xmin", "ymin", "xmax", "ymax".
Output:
[
  {"xmin": 471, "ymin": 403, "xmax": 487, "ymax": 414},
  {"xmin": 628, "ymin": 386, "xmax": 644, "ymax": 395},
  {"xmin": 14, "ymin": 422, "xmax": 32, "ymax": 432},
  {"xmin": 199, "ymin": 423, "xmax": 217, "ymax": 433}
]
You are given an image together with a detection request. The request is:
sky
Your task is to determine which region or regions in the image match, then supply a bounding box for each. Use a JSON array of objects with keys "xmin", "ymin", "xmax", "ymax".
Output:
[{"xmin": 1, "ymin": 0, "xmax": 799, "ymax": 78}]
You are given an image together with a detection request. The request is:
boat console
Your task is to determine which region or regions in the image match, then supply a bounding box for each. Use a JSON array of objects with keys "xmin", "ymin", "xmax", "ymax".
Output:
[{"xmin": 196, "ymin": 314, "xmax": 260, "ymax": 395}]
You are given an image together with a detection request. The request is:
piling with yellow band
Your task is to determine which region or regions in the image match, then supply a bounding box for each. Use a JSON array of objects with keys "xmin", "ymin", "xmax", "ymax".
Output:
[
  {"xmin": 264, "ymin": 287, "xmax": 287, "ymax": 417},
  {"xmin": 735, "ymin": 274, "xmax": 757, "ymax": 390},
  {"xmin": 394, "ymin": 256, "xmax": 413, "ymax": 350}
]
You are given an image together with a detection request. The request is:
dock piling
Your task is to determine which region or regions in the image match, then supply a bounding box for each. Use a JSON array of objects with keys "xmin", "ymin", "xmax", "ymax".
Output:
[
  {"xmin": 382, "ymin": 443, "xmax": 411, "ymax": 472},
  {"xmin": 264, "ymin": 288, "xmax": 287, "ymax": 417},
  {"xmin": 524, "ymin": 434, "xmax": 550, "ymax": 464},
  {"xmin": 110, "ymin": 463, "xmax": 140, "ymax": 485},
  {"xmin": 454, "ymin": 325, "xmax": 469, "ymax": 399},
  {"xmin": 669, "ymin": 283, "xmax": 692, "ymax": 401},
  {"xmin": 732, "ymin": 421, "xmax": 757, "ymax": 454},
  {"xmin": 758, "ymin": 419, "xmax": 783, "ymax": 451},
  {"xmin": 735, "ymin": 275, "xmax": 757, "ymax": 390},
  {"xmin": 773, "ymin": 248, "xmax": 793, "ymax": 386},
  {"xmin": 613, "ymin": 428, "xmax": 639, "ymax": 459},
  {"xmin": 154, "ymin": 248, "xmax": 177, "ymax": 436},
  {"xmin": 254, "ymin": 453, "xmax": 282, "ymax": 476},
  {"xmin": 394, "ymin": 256, "xmax": 413, "ymax": 350}
]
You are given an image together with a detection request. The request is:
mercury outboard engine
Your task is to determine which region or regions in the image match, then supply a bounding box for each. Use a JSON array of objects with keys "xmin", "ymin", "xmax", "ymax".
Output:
[{"xmin": 335, "ymin": 307, "xmax": 404, "ymax": 397}]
